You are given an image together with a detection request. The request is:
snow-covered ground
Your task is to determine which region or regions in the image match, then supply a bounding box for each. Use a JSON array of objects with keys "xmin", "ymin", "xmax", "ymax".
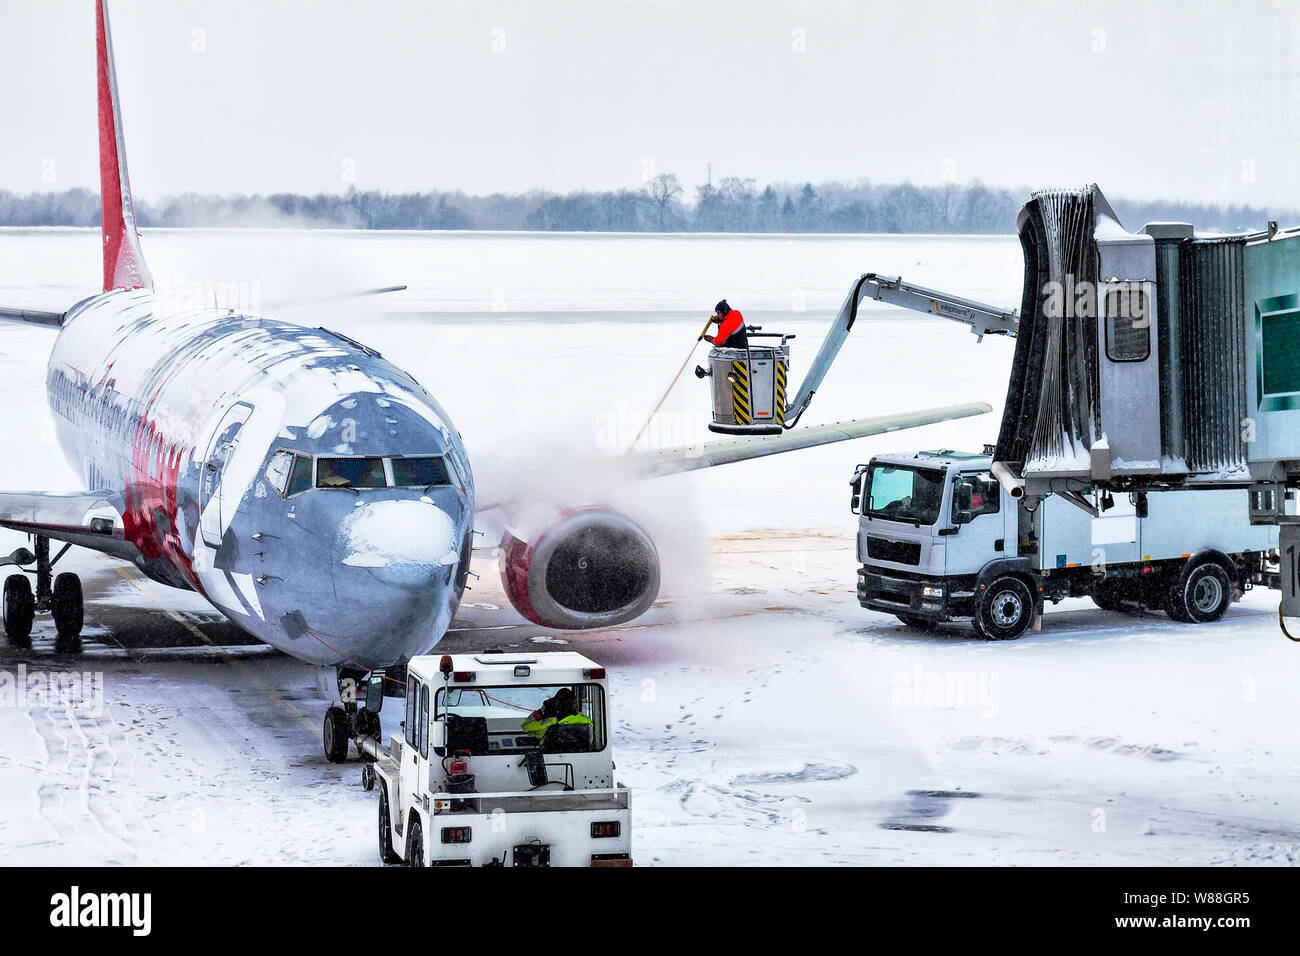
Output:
[{"xmin": 1, "ymin": 228, "xmax": 1296, "ymax": 866}]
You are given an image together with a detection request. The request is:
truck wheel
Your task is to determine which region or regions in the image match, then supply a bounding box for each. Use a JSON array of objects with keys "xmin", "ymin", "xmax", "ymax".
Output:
[
  {"xmin": 896, "ymin": 613, "xmax": 934, "ymax": 630},
  {"xmin": 976, "ymin": 576, "xmax": 1033, "ymax": 640},
  {"xmin": 377, "ymin": 786, "xmax": 401, "ymax": 864},
  {"xmin": 323, "ymin": 706, "xmax": 350, "ymax": 763},
  {"xmin": 1166, "ymin": 560, "xmax": 1232, "ymax": 624},
  {"xmin": 406, "ymin": 818, "xmax": 425, "ymax": 868},
  {"xmin": 1091, "ymin": 580, "xmax": 1125, "ymax": 612},
  {"xmin": 3, "ymin": 574, "xmax": 34, "ymax": 646}
]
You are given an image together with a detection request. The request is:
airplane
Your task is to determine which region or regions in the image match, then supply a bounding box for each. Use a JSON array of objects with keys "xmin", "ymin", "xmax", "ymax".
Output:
[{"xmin": 0, "ymin": 0, "xmax": 991, "ymax": 760}]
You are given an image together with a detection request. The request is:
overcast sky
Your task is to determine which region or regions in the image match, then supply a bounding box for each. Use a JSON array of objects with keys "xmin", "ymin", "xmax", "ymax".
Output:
[{"xmin": 2, "ymin": 0, "xmax": 1298, "ymax": 207}]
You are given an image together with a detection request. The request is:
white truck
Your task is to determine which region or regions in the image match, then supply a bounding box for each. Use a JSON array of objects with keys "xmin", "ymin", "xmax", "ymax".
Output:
[
  {"xmin": 851, "ymin": 448, "xmax": 1280, "ymax": 639},
  {"xmin": 365, "ymin": 650, "xmax": 633, "ymax": 867}
]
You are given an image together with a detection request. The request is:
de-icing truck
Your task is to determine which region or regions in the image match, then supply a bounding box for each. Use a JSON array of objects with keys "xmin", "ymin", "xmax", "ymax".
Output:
[{"xmin": 851, "ymin": 447, "xmax": 1280, "ymax": 639}]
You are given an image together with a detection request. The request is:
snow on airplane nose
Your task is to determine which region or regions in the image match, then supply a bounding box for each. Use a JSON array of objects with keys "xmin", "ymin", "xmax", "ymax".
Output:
[{"xmin": 335, "ymin": 498, "xmax": 461, "ymax": 587}]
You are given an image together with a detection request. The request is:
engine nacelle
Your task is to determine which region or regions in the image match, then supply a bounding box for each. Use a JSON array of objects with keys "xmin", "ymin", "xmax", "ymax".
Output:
[{"xmin": 499, "ymin": 509, "xmax": 660, "ymax": 629}]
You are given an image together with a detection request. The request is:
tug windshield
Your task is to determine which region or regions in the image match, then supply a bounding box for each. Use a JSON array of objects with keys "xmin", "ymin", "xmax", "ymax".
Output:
[
  {"xmin": 435, "ymin": 683, "xmax": 607, "ymax": 755},
  {"xmin": 865, "ymin": 463, "xmax": 947, "ymax": 525}
]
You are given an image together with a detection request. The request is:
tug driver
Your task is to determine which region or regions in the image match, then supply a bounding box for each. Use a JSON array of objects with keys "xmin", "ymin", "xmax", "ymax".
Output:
[
  {"xmin": 704, "ymin": 299, "xmax": 748, "ymax": 348},
  {"xmin": 522, "ymin": 687, "xmax": 594, "ymax": 751}
]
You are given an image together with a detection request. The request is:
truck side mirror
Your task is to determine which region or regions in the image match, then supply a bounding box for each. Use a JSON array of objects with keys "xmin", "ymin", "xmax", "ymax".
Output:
[
  {"xmin": 364, "ymin": 674, "xmax": 384, "ymax": 714},
  {"xmin": 1133, "ymin": 490, "xmax": 1149, "ymax": 519},
  {"xmin": 849, "ymin": 465, "xmax": 867, "ymax": 514},
  {"xmin": 956, "ymin": 481, "xmax": 973, "ymax": 511},
  {"xmin": 950, "ymin": 481, "xmax": 974, "ymax": 525}
]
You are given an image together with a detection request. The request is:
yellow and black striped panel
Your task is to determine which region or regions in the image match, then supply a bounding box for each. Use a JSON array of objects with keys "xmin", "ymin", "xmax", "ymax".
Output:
[
  {"xmin": 775, "ymin": 359, "xmax": 787, "ymax": 426},
  {"xmin": 730, "ymin": 360, "xmax": 750, "ymax": 425}
]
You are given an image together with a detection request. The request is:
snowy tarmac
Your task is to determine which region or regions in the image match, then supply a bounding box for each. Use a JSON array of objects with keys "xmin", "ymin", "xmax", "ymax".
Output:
[{"xmin": 0, "ymin": 229, "xmax": 1297, "ymax": 866}]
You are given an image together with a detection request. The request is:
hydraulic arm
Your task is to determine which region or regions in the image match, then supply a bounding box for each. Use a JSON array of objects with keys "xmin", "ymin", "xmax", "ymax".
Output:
[{"xmin": 784, "ymin": 273, "xmax": 1019, "ymax": 427}]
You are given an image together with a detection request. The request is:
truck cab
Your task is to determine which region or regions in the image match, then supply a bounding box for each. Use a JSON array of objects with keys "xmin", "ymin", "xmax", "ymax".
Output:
[
  {"xmin": 371, "ymin": 651, "xmax": 632, "ymax": 867},
  {"xmin": 852, "ymin": 449, "xmax": 1014, "ymax": 631},
  {"xmin": 851, "ymin": 449, "xmax": 1277, "ymax": 639}
]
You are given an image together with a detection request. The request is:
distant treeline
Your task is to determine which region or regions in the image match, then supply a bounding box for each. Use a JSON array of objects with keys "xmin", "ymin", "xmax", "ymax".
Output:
[{"xmin": 1, "ymin": 176, "xmax": 1290, "ymax": 234}]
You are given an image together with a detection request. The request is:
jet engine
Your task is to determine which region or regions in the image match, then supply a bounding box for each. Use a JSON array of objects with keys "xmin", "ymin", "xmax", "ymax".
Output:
[{"xmin": 499, "ymin": 509, "xmax": 660, "ymax": 629}]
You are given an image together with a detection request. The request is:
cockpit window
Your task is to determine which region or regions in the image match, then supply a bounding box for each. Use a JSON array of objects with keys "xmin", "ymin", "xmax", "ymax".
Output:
[
  {"xmin": 391, "ymin": 456, "xmax": 451, "ymax": 487},
  {"xmin": 316, "ymin": 456, "xmax": 386, "ymax": 489},
  {"xmin": 265, "ymin": 450, "xmax": 295, "ymax": 496},
  {"xmin": 286, "ymin": 454, "xmax": 314, "ymax": 496}
]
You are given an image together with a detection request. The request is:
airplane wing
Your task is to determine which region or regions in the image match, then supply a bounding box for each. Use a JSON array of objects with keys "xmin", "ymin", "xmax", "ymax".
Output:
[
  {"xmin": 0, "ymin": 307, "xmax": 64, "ymax": 327},
  {"xmin": 473, "ymin": 401, "xmax": 992, "ymax": 514},
  {"xmin": 630, "ymin": 401, "xmax": 993, "ymax": 478},
  {"xmin": 0, "ymin": 491, "xmax": 143, "ymax": 564}
]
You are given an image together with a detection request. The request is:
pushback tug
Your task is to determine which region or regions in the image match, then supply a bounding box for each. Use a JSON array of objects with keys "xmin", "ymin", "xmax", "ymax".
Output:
[{"xmin": 362, "ymin": 650, "xmax": 632, "ymax": 867}]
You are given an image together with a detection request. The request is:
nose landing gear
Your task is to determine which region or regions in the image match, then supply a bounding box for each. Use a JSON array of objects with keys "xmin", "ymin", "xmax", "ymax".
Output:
[
  {"xmin": 322, "ymin": 664, "xmax": 395, "ymax": 764},
  {"xmin": 1, "ymin": 535, "xmax": 83, "ymax": 652}
]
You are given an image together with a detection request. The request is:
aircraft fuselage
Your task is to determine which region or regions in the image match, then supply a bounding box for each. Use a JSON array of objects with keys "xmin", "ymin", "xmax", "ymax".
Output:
[{"xmin": 46, "ymin": 289, "xmax": 475, "ymax": 669}]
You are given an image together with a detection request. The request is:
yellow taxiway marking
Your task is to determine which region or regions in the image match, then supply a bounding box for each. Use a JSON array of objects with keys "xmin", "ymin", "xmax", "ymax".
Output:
[{"xmin": 109, "ymin": 566, "xmax": 315, "ymax": 732}]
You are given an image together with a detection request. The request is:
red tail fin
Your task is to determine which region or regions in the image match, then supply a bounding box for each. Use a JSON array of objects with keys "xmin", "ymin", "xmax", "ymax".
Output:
[{"xmin": 96, "ymin": 0, "xmax": 152, "ymax": 293}]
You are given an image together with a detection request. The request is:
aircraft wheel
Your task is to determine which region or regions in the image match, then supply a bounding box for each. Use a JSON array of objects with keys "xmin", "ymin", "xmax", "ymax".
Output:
[
  {"xmin": 3, "ymin": 574, "xmax": 34, "ymax": 646},
  {"xmin": 323, "ymin": 706, "xmax": 350, "ymax": 763},
  {"xmin": 377, "ymin": 786, "xmax": 401, "ymax": 864},
  {"xmin": 52, "ymin": 572, "xmax": 84, "ymax": 646}
]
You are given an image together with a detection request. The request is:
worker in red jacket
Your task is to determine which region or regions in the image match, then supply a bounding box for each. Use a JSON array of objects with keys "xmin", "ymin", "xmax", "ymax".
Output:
[{"xmin": 704, "ymin": 299, "xmax": 749, "ymax": 348}]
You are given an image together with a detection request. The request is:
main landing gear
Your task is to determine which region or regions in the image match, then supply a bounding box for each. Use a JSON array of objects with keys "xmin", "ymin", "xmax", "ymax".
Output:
[{"xmin": 2, "ymin": 536, "xmax": 83, "ymax": 652}]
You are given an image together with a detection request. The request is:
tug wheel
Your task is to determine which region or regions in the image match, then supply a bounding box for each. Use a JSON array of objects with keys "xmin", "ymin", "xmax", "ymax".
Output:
[
  {"xmin": 406, "ymin": 818, "xmax": 425, "ymax": 868},
  {"xmin": 377, "ymin": 786, "xmax": 401, "ymax": 864},
  {"xmin": 323, "ymin": 706, "xmax": 350, "ymax": 763}
]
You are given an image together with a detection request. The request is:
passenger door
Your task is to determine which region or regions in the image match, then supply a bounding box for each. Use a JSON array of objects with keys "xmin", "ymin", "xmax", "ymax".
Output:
[{"xmin": 199, "ymin": 402, "xmax": 253, "ymax": 548}]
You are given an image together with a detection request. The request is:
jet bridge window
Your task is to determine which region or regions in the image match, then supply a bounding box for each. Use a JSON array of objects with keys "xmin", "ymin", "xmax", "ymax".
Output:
[
  {"xmin": 316, "ymin": 456, "xmax": 387, "ymax": 489},
  {"xmin": 391, "ymin": 455, "xmax": 452, "ymax": 487},
  {"xmin": 435, "ymin": 683, "xmax": 607, "ymax": 755},
  {"xmin": 1104, "ymin": 287, "xmax": 1151, "ymax": 362}
]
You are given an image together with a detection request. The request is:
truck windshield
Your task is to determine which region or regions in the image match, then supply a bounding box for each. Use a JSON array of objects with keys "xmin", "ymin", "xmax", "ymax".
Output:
[
  {"xmin": 435, "ymin": 683, "xmax": 607, "ymax": 755},
  {"xmin": 866, "ymin": 463, "xmax": 947, "ymax": 524}
]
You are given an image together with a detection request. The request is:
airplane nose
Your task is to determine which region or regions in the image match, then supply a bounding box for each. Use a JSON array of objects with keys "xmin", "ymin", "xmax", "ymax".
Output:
[
  {"xmin": 334, "ymin": 498, "xmax": 461, "ymax": 587},
  {"xmin": 309, "ymin": 496, "xmax": 467, "ymax": 667}
]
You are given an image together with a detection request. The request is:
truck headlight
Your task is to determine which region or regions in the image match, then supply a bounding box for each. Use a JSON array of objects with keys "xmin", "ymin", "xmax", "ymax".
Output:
[{"xmin": 921, "ymin": 585, "xmax": 945, "ymax": 598}]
